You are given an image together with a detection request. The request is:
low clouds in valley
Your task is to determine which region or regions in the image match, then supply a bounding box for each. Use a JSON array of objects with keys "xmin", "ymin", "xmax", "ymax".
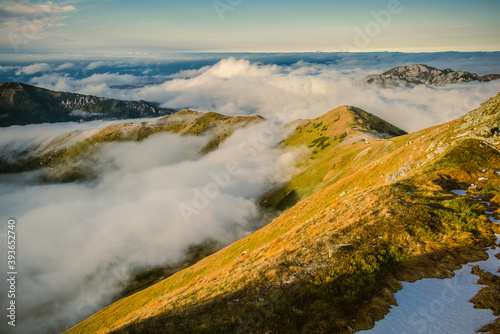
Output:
[
  {"xmin": 0, "ymin": 52, "xmax": 499, "ymax": 333},
  {"xmin": 0, "ymin": 121, "xmax": 298, "ymax": 333}
]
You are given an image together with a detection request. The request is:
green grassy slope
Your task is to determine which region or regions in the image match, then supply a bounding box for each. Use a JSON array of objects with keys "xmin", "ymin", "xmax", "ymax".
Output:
[
  {"xmin": 67, "ymin": 94, "xmax": 500, "ymax": 334},
  {"xmin": 262, "ymin": 105, "xmax": 406, "ymax": 210},
  {"xmin": 1, "ymin": 110, "xmax": 264, "ymax": 183}
]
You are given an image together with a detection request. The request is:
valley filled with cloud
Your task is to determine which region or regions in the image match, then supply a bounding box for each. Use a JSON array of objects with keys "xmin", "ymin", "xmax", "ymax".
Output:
[{"xmin": 1, "ymin": 52, "xmax": 500, "ymax": 332}]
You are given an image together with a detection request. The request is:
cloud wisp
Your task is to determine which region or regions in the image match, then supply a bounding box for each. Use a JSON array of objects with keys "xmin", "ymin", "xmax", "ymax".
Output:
[
  {"xmin": 0, "ymin": 0, "xmax": 76, "ymax": 52},
  {"xmin": 15, "ymin": 62, "xmax": 52, "ymax": 75}
]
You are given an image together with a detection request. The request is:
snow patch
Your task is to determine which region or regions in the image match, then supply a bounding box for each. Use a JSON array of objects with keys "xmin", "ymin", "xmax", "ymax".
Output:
[
  {"xmin": 454, "ymin": 131, "xmax": 470, "ymax": 139},
  {"xmin": 362, "ymin": 235, "xmax": 500, "ymax": 334},
  {"xmin": 451, "ymin": 190, "xmax": 467, "ymax": 196}
]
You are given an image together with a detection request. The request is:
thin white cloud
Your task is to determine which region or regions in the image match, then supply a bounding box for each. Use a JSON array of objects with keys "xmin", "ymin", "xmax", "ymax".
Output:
[
  {"xmin": 0, "ymin": 65, "xmax": 16, "ymax": 71},
  {"xmin": 0, "ymin": 1, "xmax": 75, "ymax": 18},
  {"xmin": 16, "ymin": 62, "xmax": 52, "ymax": 75},
  {"xmin": 55, "ymin": 62, "xmax": 74, "ymax": 71},
  {"xmin": 86, "ymin": 61, "xmax": 106, "ymax": 70},
  {"xmin": 31, "ymin": 72, "xmax": 143, "ymax": 94}
]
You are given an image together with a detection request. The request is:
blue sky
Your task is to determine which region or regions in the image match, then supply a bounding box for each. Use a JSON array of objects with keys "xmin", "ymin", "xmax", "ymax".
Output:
[{"xmin": 0, "ymin": 0, "xmax": 499, "ymax": 54}]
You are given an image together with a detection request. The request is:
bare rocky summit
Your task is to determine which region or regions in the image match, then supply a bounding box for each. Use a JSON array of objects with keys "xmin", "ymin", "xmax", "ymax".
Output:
[{"xmin": 364, "ymin": 64, "xmax": 500, "ymax": 88}]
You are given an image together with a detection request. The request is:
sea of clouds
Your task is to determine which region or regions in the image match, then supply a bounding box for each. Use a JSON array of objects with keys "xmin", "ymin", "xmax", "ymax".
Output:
[
  {"xmin": 0, "ymin": 52, "xmax": 500, "ymax": 333},
  {"xmin": 2, "ymin": 52, "xmax": 499, "ymax": 132}
]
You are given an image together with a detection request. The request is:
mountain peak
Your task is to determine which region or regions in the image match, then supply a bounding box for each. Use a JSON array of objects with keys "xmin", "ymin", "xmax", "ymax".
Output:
[
  {"xmin": 0, "ymin": 82, "xmax": 175, "ymax": 126},
  {"xmin": 364, "ymin": 64, "xmax": 500, "ymax": 88},
  {"xmin": 347, "ymin": 105, "xmax": 407, "ymax": 137},
  {"xmin": 316, "ymin": 105, "xmax": 406, "ymax": 138}
]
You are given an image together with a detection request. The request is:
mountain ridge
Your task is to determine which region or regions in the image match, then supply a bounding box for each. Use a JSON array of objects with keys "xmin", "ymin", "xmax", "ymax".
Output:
[
  {"xmin": 364, "ymin": 64, "xmax": 500, "ymax": 88},
  {"xmin": 0, "ymin": 82, "xmax": 176, "ymax": 126},
  {"xmin": 65, "ymin": 94, "xmax": 500, "ymax": 333}
]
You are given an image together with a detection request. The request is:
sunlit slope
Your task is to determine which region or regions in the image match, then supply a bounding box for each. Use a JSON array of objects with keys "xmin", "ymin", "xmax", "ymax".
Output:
[
  {"xmin": 1, "ymin": 110, "xmax": 264, "ymax": 182},
  {"xmin": 263, "ymin": 105, "xmax": 407, "ymax": 210},
  {"xmin": 67, "ymin": 94, "xmax": 500, "ymax": 334}
]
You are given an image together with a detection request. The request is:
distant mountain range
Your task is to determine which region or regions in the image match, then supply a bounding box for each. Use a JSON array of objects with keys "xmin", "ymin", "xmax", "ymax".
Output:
[
  {"xmin": 364, "ymin": 64, "xmax": 500, "ymax": 88},
  {"xmin": 3, "ymin": 63, "xmax": 498, "ymax": 127},
  {"xmin": 0, "ymin": 82, "xmax": 175, "ymax": 127}
]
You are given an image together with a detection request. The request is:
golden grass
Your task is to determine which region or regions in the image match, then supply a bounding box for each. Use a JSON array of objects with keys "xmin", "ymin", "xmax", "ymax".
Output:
[{"xmin": 66, "ymin": 97, "xmax": 500, "ymax": 333}]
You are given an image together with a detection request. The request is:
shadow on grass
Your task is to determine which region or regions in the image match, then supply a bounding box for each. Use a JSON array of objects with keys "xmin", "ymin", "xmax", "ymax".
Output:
[{"xmin": 111, "ymin": 241, "xmax": 496, "ymax": 334}]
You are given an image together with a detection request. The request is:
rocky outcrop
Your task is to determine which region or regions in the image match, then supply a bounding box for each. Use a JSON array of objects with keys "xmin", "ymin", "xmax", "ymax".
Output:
[
  {"xmin": 455, "ymin": 92, "xmax": 500, "ymax": 146},
  {"xmin": 364, "ymin": 64, "xmax": 500, "ymax": 88},
  {"xmin": 0, "ymin": 82, "xmax": 175, "ymax": 126}
]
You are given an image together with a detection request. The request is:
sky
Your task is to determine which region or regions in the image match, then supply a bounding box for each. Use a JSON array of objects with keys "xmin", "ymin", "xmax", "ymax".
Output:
[{"xmin": 0, "ymin": 0, "xmax": 499, "ymax": 54}]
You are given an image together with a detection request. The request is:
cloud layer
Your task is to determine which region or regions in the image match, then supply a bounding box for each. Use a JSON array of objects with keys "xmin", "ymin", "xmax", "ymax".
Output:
[
  {"xmin": 26, "ymin": 56, "xmax": 500, "ymax": 132},
  {"xmin": 0, "ymin": 122, "xmax": 297, "ymax": 333}
]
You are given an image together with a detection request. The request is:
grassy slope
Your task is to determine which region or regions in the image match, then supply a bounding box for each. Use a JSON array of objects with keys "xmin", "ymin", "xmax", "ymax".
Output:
[
  {"xmin": 67, "ymin": 95, "xmax": 500, "ymax": 334},
  {"xmin": 262, "ymin": 105, "xmax": 407, "ymax": 210},
  {"xmin": 2, "ymin": 110, "xmax": 264, "ymax": 182}
]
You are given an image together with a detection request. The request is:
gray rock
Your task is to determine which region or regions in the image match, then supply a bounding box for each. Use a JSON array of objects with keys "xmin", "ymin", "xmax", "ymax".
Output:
[{"xmin": 364, "ymin": 64, "xmax": 499, "ymax": 88}]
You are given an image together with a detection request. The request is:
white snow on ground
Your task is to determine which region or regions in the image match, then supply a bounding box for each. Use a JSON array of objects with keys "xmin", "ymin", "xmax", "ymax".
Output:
[
  {"xmin": 454, "ymin": 131, "xmax": 470, "ymax": 139},
  {"xmin": 489, "ymin": 216, "xmax": 499, "ymax": 224},
  {"xmin": 451, "ymin": 190, "xmax": 467, "ymax": 196},
  {"xmin": 361, "ymin": 235, "xmax": 500, "ymax": 334}
]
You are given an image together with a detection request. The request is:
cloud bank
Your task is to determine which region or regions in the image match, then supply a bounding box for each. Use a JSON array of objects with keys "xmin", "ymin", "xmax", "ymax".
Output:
[
  {"xmin": 16, "ymin": 62, "xmax": 52, "ymax": 75},
  {"xmin": 0, "ymin": 122, "xmax": 297, "ymax": 333},
  {"xmin": 27, "ymin": 57, "xmax": 500, "ymax": 132}
]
